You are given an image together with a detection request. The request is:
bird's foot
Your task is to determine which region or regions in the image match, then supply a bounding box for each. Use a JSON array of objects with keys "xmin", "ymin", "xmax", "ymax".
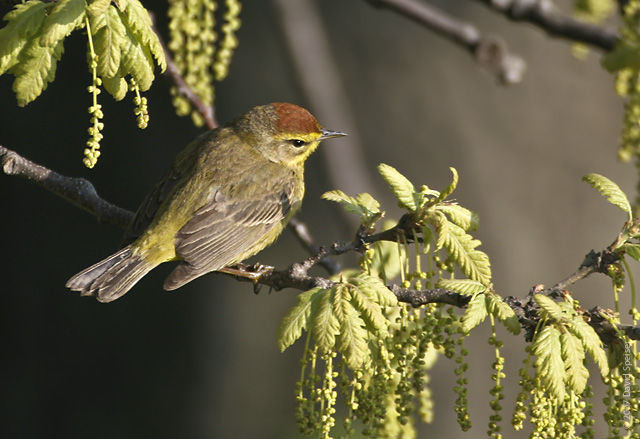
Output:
[{"xmin": 219, "ymin": 262, "xmax": 275, "ymax": 282}]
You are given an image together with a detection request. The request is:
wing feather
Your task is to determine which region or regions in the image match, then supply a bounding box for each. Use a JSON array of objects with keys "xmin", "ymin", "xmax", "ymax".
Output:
[{"xmin": 175, "ymin": 190, "xmax": 293, "ymax": 270}]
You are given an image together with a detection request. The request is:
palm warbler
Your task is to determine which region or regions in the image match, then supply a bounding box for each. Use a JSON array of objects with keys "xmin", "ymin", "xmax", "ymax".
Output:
[{"xmin": 67, "ymin": 103, "xmax": 345, "ymax": 302}]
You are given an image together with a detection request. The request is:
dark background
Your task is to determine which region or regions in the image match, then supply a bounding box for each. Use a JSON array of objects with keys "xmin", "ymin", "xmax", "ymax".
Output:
[{"xmin": 0, "ymin": 0, "xmax": 633, "ymax": 438}]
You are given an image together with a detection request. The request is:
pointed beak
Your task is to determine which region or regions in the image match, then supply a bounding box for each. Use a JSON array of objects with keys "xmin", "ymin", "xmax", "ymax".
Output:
[{"xmin": 320, "ymin": 128, "xmax": 347, "ymax": 140}]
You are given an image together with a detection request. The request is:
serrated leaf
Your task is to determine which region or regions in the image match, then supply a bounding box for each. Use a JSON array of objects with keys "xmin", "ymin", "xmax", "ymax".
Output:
[
  {"xmin": 486, "ymin": 293, "xmax": 521, "ymax": 335},
  {"xmin": 322, "ymin": 190, "xmax": 371, "ymax": 219},
  {"xmin": 533, "ymin": 325, "xmax": 566, "ymax": 401},
  {"xmin": 436, "ymin": 167, "xmax": 458, "ymax": 202},
  {"xmin": 569, "ymin": 317, "xmax": 610, "ymax": 376},
  {"xmin": 356, "ymin": 192, "xmax": 380, "ymax": 213},
  {"xmin": 378, "ymin": 163, "xmax": 419, "ymax": 211},
  {"xmin": 331, "ymin": 284, "xmax": 352, "ymax": 324},
  {"xmin": 623, "ymin": 243, "xmax": 640, "ymax": 262},
  {"xmin": 583, "ymin": 173, "xmax": 632, "ymax": 219},
  {"xmin": 349, "ymin": 287, "xmax": 387, "ymax": 333},
  {"xmin": 349, "ymin": 275, "xmax": 394, "ymax": 333},
  {"xmin": 12, "ymin": 38, "xmax": 64, "ymax": 106},
  {"xmin": 436, "ymin": 204, "xmax": 479, "ymax": 232},
  {"xmin": 121, "ymin": 0, "xmax": 166, "ymax": 71},
  {"xmin": 351, "ymin": 273, "xmax": 397, "ymax": 308},
  {"xmin": 87, "ymin": 0, "xmax": 112, "ymax": 17},
  {"xmin": 90, "ymin": 5, "xmax": 127, "ymax": 78},
  {"xmin": 311, "ymin": 288, "xmax": 340, "ymax": 353},
  {"xmin": 533, "ymin": 294, "xmax": 565, "ymax": 322},
  {"xmin": 436, "ymin": 278, "xmax": 486, "ymax": 295},
  {"xmin": 461, "ymin": 293, "xmax": 488, "ymax": 333},
  {"xmin": 118, "ymin": 25, "xmax": 154, "ymax": 90},
  {"xmin": 433, "ymin": 210, "xmax": 448, "ymax": 251},
  {"xmin": 442, "ymin": 223, "xmax": 492, "ymax": 285},
  {"xmin": 276, "ymin": 288, "xmax": 320, "ymax": 352},
  {"xmin": 336, "ymin": 303, "xmax": 369, "ymax": 369},
  {"xmin": 0, "ymin": 0, "xmax": 50, "ymax": 75},
  {"xmin": 102, "ymin": 73, "xmax": 127, "ymax": 100},
  {"xmin": 560, "ymin": 331, "xmax": 588, "ymax": 395},
  {"xmin": 39, "ymin": 0, "xmax": 87, "ymax": 47}
]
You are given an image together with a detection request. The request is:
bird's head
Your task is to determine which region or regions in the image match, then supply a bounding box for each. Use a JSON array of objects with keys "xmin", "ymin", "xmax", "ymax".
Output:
[{"xmin": 233, "ymin": 102, "xmax": 346, "ymax": 166}]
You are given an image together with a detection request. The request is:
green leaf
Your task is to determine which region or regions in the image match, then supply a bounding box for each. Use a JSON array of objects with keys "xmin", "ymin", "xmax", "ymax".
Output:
[
  {"xmin": 322, "ymin": 189, "xmax": 358, "ymax": 208},
  {"xmin": 336, "ymin": 302, "xmax": 369, "ymax": 369},
  {"xmin": 623, "ymin": 243, "xmax": 640, "ymax": 262},
  {"xmin": 12, "ymin": 38, "xmax": 64, "ymax": 106},
  {"xmin": 349, "ymin": 274, "xmax": 394, "ymax": 333},
  {"xmin": 39, "ymin": 0, "xmax": 87, "ymax": 47},
  {"xmin": 560, "ymin": 331, "xmax": 588, "ymax": 395},
  {"xmin": 90, "ymin": 5, "xmax": 127, "ymax": 78},
  {"xmin": 461, "ymin": 293, "xmax": 488, "ymax": 333},
  {"xmin": 118, "ymin": 24, "xmax": 154, "ymax": 90},
  {"xmin": 436, "ymin": 278, "xmax": 486, "ymax": 296},
  {"xmin": 331, "ymin": 284, "xmax": 352, "ymax": 325},
  {"xmin": 435, "ymin": 167, "xmax": 458, "ymax": 202},
  {"xmin": 602, "ymin": 42, "xmax": 640, "ymax": 73},
  {"xmin": 276, "ymin": 288, "xmax": 320, "ymax": 352},
  {"xmin": 436, "ymin": 204, "xmax": 479, "ymax": 232},
  {"xmin": 102, "ymin": 74, "xmax": 127, "ymax": 100},
  {"xmin": 87, "ymin": 0, "xmax": 112, "ymax": 17},
  {"xmin": 115, "ymin": 0, "xmax": 129, "ymax": 11},
  {"xmin": 121, "ymin": 0, "xmax": 166, "ymax": 71},
  {"xmin": 433, "ymin": 210, "xmax": 448, "ymax": 252},
  {"xmin": 486, "ymin": 293, "xmax": 521, "ymax": 335},
  {"xmin": 351, "ymin": 273, "xmax": 397, "ymax": 308},
  {"xmin": 441, "ymin": 223, "xmax": 492, "ymax": 285},
  {"xmin": 378, "ymin": 163, "xmax": 419, "ymax": 211},
  {"xmin": 356, "ymin": 193, "xmax": 381, "ymax": 214},
  {"xmin": 368, "ymin": 239, "xmax": 403, "ymax": 281},
  {"xmin": 582, "ymin": 173, "xmax": 632, "ymax": 219},
  {"xmin": 311, "ymin": 288, "xmax": 340, "ymax": 353},
  {"xmin": 569, "ymin": 317, "xmax": 610, "ymax": 376},
  {"xmin": 0, "ymin": 0, "xmax": 50, "ymax": 75},
  {"xmin": 532, "ymin": 325, "xmax": 566, "ymax": 401},
  {"xmin": 533, "ymin": 294, "xmax": 565, "ymax": 322},
  {"xmin": 322, "ymin": 190, "xmax": 381, "ymax": 222}
]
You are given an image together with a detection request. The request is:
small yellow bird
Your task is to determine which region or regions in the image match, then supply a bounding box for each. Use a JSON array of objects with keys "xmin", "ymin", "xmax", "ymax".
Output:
[{"xmin": 67, "ymin": 103, "xmax": 346, "ymax": 302}]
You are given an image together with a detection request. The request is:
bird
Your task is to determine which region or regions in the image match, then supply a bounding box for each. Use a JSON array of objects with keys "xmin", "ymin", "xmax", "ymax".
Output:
[{"xmin": 66, "ymin": 102, "xmax": 346, "ymax": 302}]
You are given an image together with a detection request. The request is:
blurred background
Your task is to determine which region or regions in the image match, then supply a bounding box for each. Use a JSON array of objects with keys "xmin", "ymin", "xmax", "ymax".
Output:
[{"xmin": 0, "ymin": 0, "xmax": 634, "ymax": 438}]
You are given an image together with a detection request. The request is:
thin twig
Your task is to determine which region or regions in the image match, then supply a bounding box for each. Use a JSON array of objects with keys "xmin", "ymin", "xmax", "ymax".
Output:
[
  {"xmin": 366, "ymin": 0, "xmax": 526, "ymax": 84},
  {"xmin": 287, "ymin": 217, "xmax": 342, "ymax": 275},
  {"xmin": 473, "ymin": 0, "xmax": 618, "ymax": 51}
]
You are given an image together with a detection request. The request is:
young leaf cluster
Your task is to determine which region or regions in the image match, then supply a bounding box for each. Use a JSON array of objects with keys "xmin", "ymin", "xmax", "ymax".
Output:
[
  {"xmin": 531, "ymin": 294, "xmax": 609, "ymax": 401},
  {"xmin": 0, "ymin": 0, "xmax": 166, "ymax": 105},
  {"xmin": 456, "ymin": 289, "xmax": 521, "ymax": 336},
  {"xmin": 375, "ymin": 164, "xmax": 490, "ymax": 285},
  {"xmin": 0, "ymin": 0, "xmax": 166, "ymax": 167},
  {"xmin": 277, "ymin": 273, "xmax": 397, "ymax": 369}
]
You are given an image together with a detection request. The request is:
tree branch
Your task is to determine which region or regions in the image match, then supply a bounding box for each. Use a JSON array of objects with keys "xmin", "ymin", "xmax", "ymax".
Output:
[
  {"xmin": 2, "ymin": 144, "xmax": 637, "ymax": 343},
  {"xmin": 474, "ymin": 0, "xmax": 618, "ymax": 52},
  {"xmin": 0, "ymin": 145, "xmax": 133, "ymax": 228},
  {"xmin": 366, "ymin": 0, "xmax": 526, "ymax": 85}
]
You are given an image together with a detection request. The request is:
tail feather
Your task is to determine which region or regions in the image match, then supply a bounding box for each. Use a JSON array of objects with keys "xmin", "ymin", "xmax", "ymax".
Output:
[
  {"xmin": 66, "ymin": 246, "xmax": 155, "ymax": 303},
  {"xmin": 163, "ymin": 262, "xmax": 202, "ymax": 291}
]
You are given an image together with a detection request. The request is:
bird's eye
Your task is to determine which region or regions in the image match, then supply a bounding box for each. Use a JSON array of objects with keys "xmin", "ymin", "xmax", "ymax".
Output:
[{"xmin": 290, "ymin": 139, "xmax": 306, "ymax": 148}]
